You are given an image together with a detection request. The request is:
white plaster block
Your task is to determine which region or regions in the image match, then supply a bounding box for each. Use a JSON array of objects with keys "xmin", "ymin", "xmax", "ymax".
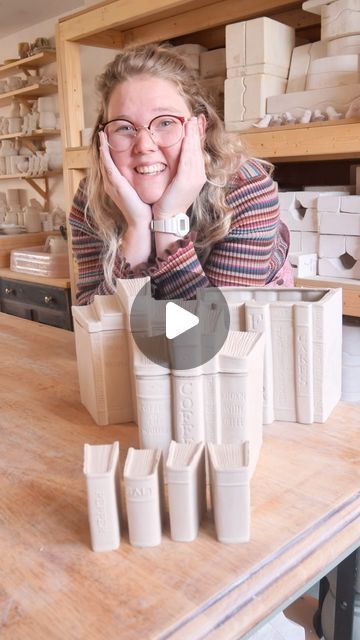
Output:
[
  {"xmin": 83, "ymin": 442, "xmax": 121, "ymax": 552},
  {"xmin": 306, "ymin": 54, "xmax": 360, "ymax": 90},
  {"xmin": 318, "ymin": 257, "xmax": 360, "ymax": 278},
  {"xmin": 302, "ymin": 0, "xmax": 332, "ymax": 16},
  {"xmin": 200, "ymin": 48, "xmax": 226, "ymax": 78},
  {"xmin": 208, "ymin": 442, "xmax": 251, "ymax": 543},
  {"xmin": 289, "ymin": 231, "xmax": 302, "ymax": 252},
  {"xmin": 226, "ymin": 17, "xmax": 295, "ymax": 70},
  {"xmin": 317, "ymin": 195, "xmax": 342, "ymax": 212},
  {"xmin": 280, "ymin": 207, "xmax": 318, "ymax": 232},
  {"xmin": 328, "ymin": 34, "xmax": 360, "ymax": 56},
  {"xmin": 286, "ymin": 43, "xmax": 312, "ymax": 93},
  {"xmin": 225, "ymin": 74, "xmax": 286, "ymax": 122},
  {"xmin": 124, "ymin": 448, "xmax": 163, "ymax": 547},
  {"xmin": 227, "ymin": 62, "xmax": 289, "ymax": 79},
  {"xmin": 319, "ymin": 234, "xmax": 346, "ymax": 257},
  {"xmin": 319, "ymin": 211, "xmax": 360, "ymax": 235},
  {"xmin": 199, "ymin": 76, "xmax": 225, "ymax": 113},
  {"xmin": 301, "ymin": 232, "xmax": 319, "ymax": 253},
  {"xmin": 174, "ymin": 44, "xmax": 207, "ymax": 70},
  {"xmin": 166, "ymin": 441, "xmax": 206, "ymax": 542},
  {"xmin": 267, "ymin": 83, "xmax": 360, "ymax": 115},
  {"xmin": 341, "ymin": 195, "xmax": 360, "ymax": 213},
  {"xmin": 346, "ymin": 235, "xmax": 360, "ymax": 259},
  {"xmin": 321, "ymin": 0, "xmax": 360, "ymax": 41},
  {"xmin": 289, "ymin": 252, "xmax": 318, "ymax": 277}
]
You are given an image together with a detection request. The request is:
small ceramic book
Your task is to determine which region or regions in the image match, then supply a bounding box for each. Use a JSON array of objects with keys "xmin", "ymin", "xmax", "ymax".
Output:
[
  {"xmin": 166, "ymin": 441, "xmax": 206, "ymax": 542},
  {"xmin": 207, "ymin": 441, "xmax": 250, "ymax": 544},
  {"xmin": 83, "ymin": 441, "xmax": 121, "ymax": 552},
  {"xmin": 124, "ymin": 448, "xmax": 163, "ymax": 547}
]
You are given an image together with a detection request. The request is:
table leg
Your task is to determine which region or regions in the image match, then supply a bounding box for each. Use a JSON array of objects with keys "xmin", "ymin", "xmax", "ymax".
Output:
[{"xmin": 334, "ymin": 549, "xmax": 358, "ymax": 640}]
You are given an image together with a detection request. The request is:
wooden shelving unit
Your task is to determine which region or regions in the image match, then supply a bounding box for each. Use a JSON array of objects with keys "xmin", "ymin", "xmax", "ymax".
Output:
[
  {"xmin": 0, "ymin": 129, "xmax": 60, "ymax": 141},
  {"xmin": 0, "ymin": 51, "xmax": 56, "ymax": 79}
]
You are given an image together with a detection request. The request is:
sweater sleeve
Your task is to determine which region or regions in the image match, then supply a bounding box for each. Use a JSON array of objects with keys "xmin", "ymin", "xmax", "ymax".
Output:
[
  {"xmin": 150, "ymin": 159, "xmax": 290, "ymax": 299},
  {"xmin": 69, "ymin": 178, "xmax": 130, "ymax": 305}
]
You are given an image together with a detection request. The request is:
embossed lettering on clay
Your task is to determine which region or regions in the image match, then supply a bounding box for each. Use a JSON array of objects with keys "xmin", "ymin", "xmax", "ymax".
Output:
[{"xmin": 83, "ymin": 441, "xmax": 121, "ymax": 552}]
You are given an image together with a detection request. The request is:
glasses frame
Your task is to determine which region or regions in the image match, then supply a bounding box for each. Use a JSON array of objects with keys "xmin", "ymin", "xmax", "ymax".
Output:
[{"xmin": 99, "ymin": 114, "xmax": 188, "ymax": 151}]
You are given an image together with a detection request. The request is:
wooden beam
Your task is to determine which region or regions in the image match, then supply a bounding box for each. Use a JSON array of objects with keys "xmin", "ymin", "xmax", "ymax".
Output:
[{"xmin": 77, "ymin": 29, "xmax": 124, "ymax": 49}]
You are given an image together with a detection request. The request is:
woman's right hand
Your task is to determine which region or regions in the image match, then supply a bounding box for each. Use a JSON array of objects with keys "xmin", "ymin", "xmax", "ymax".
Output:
[{"xmin": 99, "ymin": 131, "xmax": 152, "ymax": 229}]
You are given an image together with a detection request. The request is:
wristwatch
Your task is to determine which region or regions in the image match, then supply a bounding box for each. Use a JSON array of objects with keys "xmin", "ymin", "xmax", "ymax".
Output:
[{"xmin": 150, "ymin": 213, "xmax": 189, "ymax": 237}]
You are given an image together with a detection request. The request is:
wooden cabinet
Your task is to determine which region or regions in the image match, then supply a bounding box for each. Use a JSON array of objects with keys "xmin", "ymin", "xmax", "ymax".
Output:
[
  {"xmin": 0, "ymin": 51, "xmax": 61, "ymax": 210},
  {"xmin": 0, "ymin": 268, "xmax": 72, "ymax": 330}
]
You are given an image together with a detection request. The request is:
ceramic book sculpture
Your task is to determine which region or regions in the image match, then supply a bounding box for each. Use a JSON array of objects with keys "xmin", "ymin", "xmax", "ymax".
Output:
[
  {"xmin": 124, "ymin": 448, "xmax": 163, "ymax": 547},
  {"xmin": 166, "ymin": 441, "xmax": 206, "ymax": 542},
  {"xmin": 198, "ymin": 287, "xmax": 342, "ymax": 424},
  {"xmin": 83, "ymin": 441, "xmax": 121, "ymax": 552},
  {"xmin": 208, "ymin": 442, "xmax": 251, "ymax": 544},
  {"xmin": 72, "ymin": 296, "xmax": 133, "ymax": 425}
]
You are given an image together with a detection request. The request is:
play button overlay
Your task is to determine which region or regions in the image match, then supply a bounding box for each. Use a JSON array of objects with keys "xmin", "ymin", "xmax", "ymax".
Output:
[
  {"xmin": 166, "ymin": 302, "xmax": 199, "ymax": 340},
  {"xmin": 129, "ymin": 279, "xmax": 230, "ymax": 371}
]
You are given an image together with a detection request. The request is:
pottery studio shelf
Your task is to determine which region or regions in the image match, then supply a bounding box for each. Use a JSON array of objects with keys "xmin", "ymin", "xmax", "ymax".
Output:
[
  {"xmin": 0, "ymin": 129, "xmax": 60, "ymax": 141},
  {"xmin": 0, "ymin": 51, "xmax": 56, "ymax": 79},
  {"xmin": 295, "ymin": 275, "xmax": 360, "ymax": 318},
  {"xmin": 0, "ymin": 83, "xmax": 58, "ymax": 108}
]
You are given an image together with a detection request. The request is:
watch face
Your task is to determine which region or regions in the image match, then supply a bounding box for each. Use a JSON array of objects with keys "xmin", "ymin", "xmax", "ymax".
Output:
[{"xmin": 179, "ymin": 218, "xmax": 187, "ymax": 232}]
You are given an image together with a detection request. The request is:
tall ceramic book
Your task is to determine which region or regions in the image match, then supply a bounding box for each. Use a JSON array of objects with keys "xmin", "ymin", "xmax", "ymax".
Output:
[
  {"xmin": 166, "ymin": 441, "xmax": 206, "ymax": 542},
  {"xmin": 132, "ymin": 341, "xmax": 172, "ymax": 460},
  {"xmin": 124, "ymin": 448, "xmax": 163, "ymax": 547},
  {"xmin": 72, "ymin": 295, "xmax": 133, "ymax": 425},
  {"xmin": 245, "ymin": 300, "xmax": 274, "ymax": 424},
  {"xmin": 208, "ymin": 441, "xmax": 251, "ymax": 544},
  {"xmin": 294, "ymin": 302, "xmax": 314, "ymax": 424},
  {"xmin": 270, "ymin": 299, "xmax": 297, "ymax": 421},
  {"xmin": 218, "ymin": 331, "xmax": 264, "ymax": 476},
  {"xmin": 83, "ymin": 441, "xmax": 121, "ymax": 552}
]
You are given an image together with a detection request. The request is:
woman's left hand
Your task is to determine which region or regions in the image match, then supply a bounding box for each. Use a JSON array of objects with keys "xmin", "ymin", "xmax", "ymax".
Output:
[{"xmin": 152, "ymin": 116, "xmax": 207, "ymax": 219}]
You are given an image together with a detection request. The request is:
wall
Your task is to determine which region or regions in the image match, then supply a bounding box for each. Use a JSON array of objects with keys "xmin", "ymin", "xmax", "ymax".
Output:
[{"xmin": 0, "ymin": 5, "xmax": 117, "ymax": 215}]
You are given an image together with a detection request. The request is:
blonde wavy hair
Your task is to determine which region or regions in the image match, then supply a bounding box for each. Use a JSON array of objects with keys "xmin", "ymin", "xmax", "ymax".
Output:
[{"xmin": 86, "ymin": 43, "xmax": 250, "ymax": 288}]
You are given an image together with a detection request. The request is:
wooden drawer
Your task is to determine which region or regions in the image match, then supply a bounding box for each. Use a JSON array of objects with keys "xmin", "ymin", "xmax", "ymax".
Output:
[{"xmin": 0, "ymin": 278, "xmax": 73, "ymax": 330}]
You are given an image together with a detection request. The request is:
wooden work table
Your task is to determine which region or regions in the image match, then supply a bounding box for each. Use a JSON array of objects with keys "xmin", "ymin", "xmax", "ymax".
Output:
[{"xmin": 1, "ymin": 313, "xmax": 359, "ymax": 639}]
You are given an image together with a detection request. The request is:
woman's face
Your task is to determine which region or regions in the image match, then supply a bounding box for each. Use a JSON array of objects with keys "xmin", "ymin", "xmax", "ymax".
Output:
[{"xmin": 105, "ymin": 74, "xmax": 195, "ymax": 205}]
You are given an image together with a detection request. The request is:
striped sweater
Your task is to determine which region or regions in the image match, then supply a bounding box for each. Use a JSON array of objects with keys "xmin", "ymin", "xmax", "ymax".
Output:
[{"xmin": 69, "ymin": 158, "xmax": 293, "ymax": 305}]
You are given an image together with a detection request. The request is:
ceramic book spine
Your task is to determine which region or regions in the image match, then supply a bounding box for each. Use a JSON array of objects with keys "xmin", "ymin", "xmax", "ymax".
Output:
[
  {"xmin": 172, "ymin": 373, "xmax": 206, "ymax": 445},
  {"xmin": 124, "ymin": 448, "xmax": 163, "ymax": 547},
  {"xmin": 270, "ymin": 301, "xmax": 297, "ymax": 421},
  {"xmin": 83, "ymin": 442, "xmax": 121, "ymax": 552},
  {"xmin": 245, "ymin": 301, "xmax": 274, "ymax": 424},
  {"xmin": 294, "ymin": 302, "xmax": 314, "ymax": 424},
  {"xmin": 132, "ymin": 342, "xmax": 172, "ymax": 459},
  {"xmin": 208, "ymin": 441, "xmax": 251, "ymax": 543},
  {"xmin": 218, "ymin": 331, "xmax": 264, "ymax": 476},
  {"xmin": 312, "ymin": 289, "xmax": 342, "ymax": 422},
  {"xmin": 166, "ymin": 441, "xmax": 206, "ymax": 542}
]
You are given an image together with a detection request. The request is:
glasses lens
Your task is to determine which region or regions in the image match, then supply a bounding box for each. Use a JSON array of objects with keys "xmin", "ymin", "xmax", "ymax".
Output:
[
  {"xmin": 150, "ymin": 116, "xmax": 184, "ymax": 147},
  {"xmin": 105, "ymin": 120, "xmax": 136, "ymax": 151}
]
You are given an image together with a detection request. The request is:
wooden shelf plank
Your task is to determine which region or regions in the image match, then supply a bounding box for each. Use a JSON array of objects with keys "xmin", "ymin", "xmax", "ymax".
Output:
[
  {"xmin": 0, "ymin": 129, "xmax": 60, "ymax": 141},
  {"xmin": 0, "ymin": 170, "xmax": 62, "ymax": 180},
  {"xmin": 295, "ymin": 276, "xmax": 360, "ymax": 317},
  {"xmin": 0, "ymin": 51, "xmax": 56, "ymax": 79},
  {"xmin": 0, "ymin": 266, "xmax": 70, "ymax": 289},
  {"xmin": 239, "ymin": 119, "xmax": 360, "ymax": 162},
  {"xmin": 0, "ymin": 83, "xmax": 58, "ymax": 107}
]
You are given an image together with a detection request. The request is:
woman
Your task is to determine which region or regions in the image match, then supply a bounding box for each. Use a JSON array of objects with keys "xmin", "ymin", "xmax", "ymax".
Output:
[{"xmin": 70, "ymin": 43, "xmax": 293, "ymax": 305}]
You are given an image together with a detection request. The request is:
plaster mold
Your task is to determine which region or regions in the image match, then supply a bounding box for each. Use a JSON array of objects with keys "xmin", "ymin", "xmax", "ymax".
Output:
[
  {"xmin": 208, "ymin": 442, "xmax": 251, "ymax": 543},
  {"xmin": 318, "ymin": 256, "xmax": 360, "ymax": 278},
  {"xmin": 286, "ymin": 41, "xmax": 327, "ymax": 93},
  {"xmin": 225, "ymin": 74, "xmax": 287, "ymax": 122},
  {"xmin": 173, "ymin": 44, "xmax": 207, "ymax": 72},
  {"xmin": 166, "ymin": 441, "xmax": 206, "ymax": 542},
  {"xmin": 199, "ymin": 76, "xmax": 225, "ymax": 116},
  {"xmin": 306, "ymin": 54, "xmax": 360, "ymax": 90},
  {"xmin": 124, "ymin": 448, "xmax": 164, "ymax": 547},
  {"xmin": 199, "ymin": 287, "xmax": 343, "ymax": 424},
  {"xmin": 200, "ymin": 48, "xmax": 226, "ymax": 78},
  {"xmin": 225, "ymin": 18, "xmax": 294, "ymax": 73},
  {"xmin": 83, "ymin": 441, "xmax": 121, "ymax": 552},
  {"xmin": 267, "ymin": 83, "xmax": 360, "ymax": 115},
  {"xmin": 327, "ymin": 34, "xmax": 360, "ymax": 56},
  {"xmin": 289, "ymin": 252, "xmax": 318, "ymax": 277},
  {"xmin": 227, "ymin": 63, "xmax": 290, "ymax": 79},
  {"xmin": 321, "ymin": 0, "xmax": 360, "ymax": 41},
  {"xmin": 319, "ymin": 211, "xmax": 360, "ymax": 235},
  {"xmin": 280, "ymin": 207, "xmax": 318, "ymax": 232}
]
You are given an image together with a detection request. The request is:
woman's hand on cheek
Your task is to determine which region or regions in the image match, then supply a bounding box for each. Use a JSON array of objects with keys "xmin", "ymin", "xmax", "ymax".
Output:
[
  {"xmin": 99, "ymin": 131, "xmax": 152, "ymax": 229},
  {"xmin": 152, "ymin": 116, "xmax": 206, "ymax": 219}
]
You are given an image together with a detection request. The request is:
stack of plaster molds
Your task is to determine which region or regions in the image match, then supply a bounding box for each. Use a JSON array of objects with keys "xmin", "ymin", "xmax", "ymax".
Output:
[
  {"xmin": 198, "ymin": 47, "xmax": 226, "ymax": 118},
  {"xmin": 198, "ymin": 286, "xmax": 343, "ymax": 425},
  {"xmin": 73, "ymin": 281, "xmax": 342, "ymax": 430},
  {"xmin": 173, "ymin": 43, "xmax": 207, "ymax": 75},
  {"xmin": 224, "ymin": 17, "xmax": 295, "ymax": 131},
  {"xmin": 318, "ymin": 194, "xmax": 360, "ymax": 278},
  {"xmin": 268, "ymin": 0, "xmax": 360, "ymax": 117},
  {"xmin": 278, "ymin": 190, "xmax": 320, "ymax": 259}
]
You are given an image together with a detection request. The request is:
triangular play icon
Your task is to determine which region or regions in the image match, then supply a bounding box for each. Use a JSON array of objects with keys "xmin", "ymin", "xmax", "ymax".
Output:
[{"xmin": 165, "ymin": 302, "xmax": 199, "ymax": 340}]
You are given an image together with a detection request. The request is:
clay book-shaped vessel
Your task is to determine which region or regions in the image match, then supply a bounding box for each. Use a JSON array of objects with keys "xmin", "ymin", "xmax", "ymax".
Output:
[
  {"xmin": 83, "ymin": 441, "xmax": 121, "ymax": 552},
  {"xmin": 208, "ymin": 441, "xmax": 251, "ymax": 544},
  {"xmin": 124, "ymin": 448, "xmax": 164, "ymax": 547},
  {"xmin": 166, "ymin": 441, "xmax": 206, "ymax": 542}
]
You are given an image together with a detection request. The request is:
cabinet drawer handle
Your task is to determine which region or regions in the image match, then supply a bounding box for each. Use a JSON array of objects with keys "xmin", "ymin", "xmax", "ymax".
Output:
[
  {"xmin": 44, "ymin": 296, "xmax": 53, "ymax": 304},
  {"xmin": 4, "ymin": 287, "xmax": 13, "ymax": 295}
]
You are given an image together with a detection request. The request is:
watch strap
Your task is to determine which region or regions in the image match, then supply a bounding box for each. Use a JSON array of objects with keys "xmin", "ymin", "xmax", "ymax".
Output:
[{"xmin": 150, "ymin": 213, "xmax": 189, "ymax": 237}]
